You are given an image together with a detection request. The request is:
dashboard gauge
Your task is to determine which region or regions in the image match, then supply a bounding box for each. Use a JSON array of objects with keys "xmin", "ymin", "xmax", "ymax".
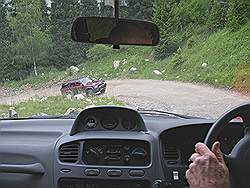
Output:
[
  {"xmin": 84, "ymin": 117, "xmax": 97, "ymax": 129},
  {"xmin": 101, "ymin": 119, "xmax": 118, "ymax": 130},
  {"xmin": 122, "ymin": 119, "xmax": 137, "ymax": 130}
]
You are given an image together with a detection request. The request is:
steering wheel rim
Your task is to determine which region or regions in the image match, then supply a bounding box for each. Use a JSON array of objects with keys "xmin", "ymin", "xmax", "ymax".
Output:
[{"xmin": 204, "ymin": 103, "xmax": 250, "ymax": 188}]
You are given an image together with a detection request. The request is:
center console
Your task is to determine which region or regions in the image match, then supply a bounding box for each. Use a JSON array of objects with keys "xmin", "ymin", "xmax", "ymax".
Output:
[
  {"xmin": 83, "ymin": 139, "xmax": 150, "ymax": 166},
  {"xmin": 54, "ymin": 130, "xmax": 162, "ymax": 188}
]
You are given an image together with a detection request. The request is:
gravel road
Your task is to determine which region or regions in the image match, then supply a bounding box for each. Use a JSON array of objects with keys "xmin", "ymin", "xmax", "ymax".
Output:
[{"xmin": 0, "ymin": 79, "xmax": 249, "ymax": 118}]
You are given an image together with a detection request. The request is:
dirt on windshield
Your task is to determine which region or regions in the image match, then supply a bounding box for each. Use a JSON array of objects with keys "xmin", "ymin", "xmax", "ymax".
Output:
[{"xmin": 0, "ymin": 79, "xmax": 249, "ymax": 118}]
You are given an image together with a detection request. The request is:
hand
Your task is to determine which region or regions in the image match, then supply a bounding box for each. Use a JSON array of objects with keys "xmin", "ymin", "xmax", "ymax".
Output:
[{"xmin": 185, "ymin": 142, "xmax": 230, "ymax": 188}]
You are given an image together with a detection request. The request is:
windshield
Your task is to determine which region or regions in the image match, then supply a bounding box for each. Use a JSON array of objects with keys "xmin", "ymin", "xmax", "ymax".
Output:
[{"xmin": 0, "ymin": 0, "xmax": 249, "ymax": 119}]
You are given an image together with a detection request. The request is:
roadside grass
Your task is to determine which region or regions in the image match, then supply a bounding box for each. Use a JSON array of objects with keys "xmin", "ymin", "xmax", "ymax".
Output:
[
  {"xmin": 0, "ymin": 96, "xmax": 124, "ymax": 117},
  {"xmin": 1, "ymin": 22, "xmax": 249, "ymax": 93}
]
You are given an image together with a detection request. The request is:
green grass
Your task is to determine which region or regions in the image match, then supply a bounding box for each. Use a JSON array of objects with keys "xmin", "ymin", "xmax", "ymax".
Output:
[
  {"xmin": 0, "ymin": 96, "xmax": 124, "ymax": 118},
  {"xmin": 2, "ymin": 22, "xmax": 250, "ymax": 92}
]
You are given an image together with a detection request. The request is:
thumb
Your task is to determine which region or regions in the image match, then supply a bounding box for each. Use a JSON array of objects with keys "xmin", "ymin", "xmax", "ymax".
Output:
[{"xmin": 212, "ymin": 141, "xmax": 224, "ymax": 163}]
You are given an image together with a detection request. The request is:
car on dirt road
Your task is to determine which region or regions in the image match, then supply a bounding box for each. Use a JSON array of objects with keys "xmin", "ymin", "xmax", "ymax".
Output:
[{"xmin": 60, "ymin": 77, "xmax": 106, "ymax": 97}]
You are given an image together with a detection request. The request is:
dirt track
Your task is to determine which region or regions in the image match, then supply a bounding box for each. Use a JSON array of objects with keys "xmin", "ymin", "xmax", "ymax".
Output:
[{"xmin": 0, "ymin": 79, "xmax": 249, "ymax": 118}]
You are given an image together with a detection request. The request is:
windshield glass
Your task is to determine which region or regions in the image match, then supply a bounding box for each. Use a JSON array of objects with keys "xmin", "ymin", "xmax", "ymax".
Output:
[{"xmin": 0, "ymin": 0, "xmax": 249, "ymax": 119}]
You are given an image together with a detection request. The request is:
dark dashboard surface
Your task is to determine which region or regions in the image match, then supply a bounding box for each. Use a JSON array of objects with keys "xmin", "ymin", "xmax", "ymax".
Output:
[{"xmin": 0, "ymin": 106, "xmax": 244, "ymax": 188}]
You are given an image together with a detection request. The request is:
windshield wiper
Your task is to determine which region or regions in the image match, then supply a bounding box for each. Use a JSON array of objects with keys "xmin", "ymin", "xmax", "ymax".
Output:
[
  {"xmin": 137, "ymin": 108, "xmax": 201, "ymax": 119},
  {"xmin": 0, "ymin": 114, "xmax": 77, "ymax": 120}
]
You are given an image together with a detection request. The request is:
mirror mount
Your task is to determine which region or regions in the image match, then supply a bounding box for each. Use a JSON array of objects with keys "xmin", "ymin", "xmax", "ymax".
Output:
[{"xmin": 114, "ymin": 0, "xmax": 119, "ymax": 20}]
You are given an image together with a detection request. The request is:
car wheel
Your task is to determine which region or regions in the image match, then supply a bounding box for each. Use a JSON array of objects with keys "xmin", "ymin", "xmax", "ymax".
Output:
[
  {"xmin": 86, "ymin": 89, "xmax": 95, "ymax": 97},
  {"xmin": 100, "ymin": 88, "xmax": 106, "ymax": 94}
]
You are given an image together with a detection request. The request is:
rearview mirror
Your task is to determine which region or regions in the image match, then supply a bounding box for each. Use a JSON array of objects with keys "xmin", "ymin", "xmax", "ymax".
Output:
[{"xmin": 71, "ymin": 17, "xmax": 160, "ymax": 46}]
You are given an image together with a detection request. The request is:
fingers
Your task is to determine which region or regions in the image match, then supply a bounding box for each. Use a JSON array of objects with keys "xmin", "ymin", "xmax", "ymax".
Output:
[
  {"xmin": 189, "ymin": 153, "xmax": 201, "ymax": 163},
  {"xmin": 195, "ymin": 142, "xmax": 213, "ymax": 156},
  {"xmin": 212, "ymin": 141, "xmax": 225, "ymax": 163}
]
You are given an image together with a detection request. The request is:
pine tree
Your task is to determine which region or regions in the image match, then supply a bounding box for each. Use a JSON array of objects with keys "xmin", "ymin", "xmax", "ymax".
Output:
[
  {"xmin": 127, "ymin": 0, "xmax": 153, "ymax": 20},
  {"xmin": 0, "ymin": 2, "xmax": 11, "ymax": 82},
  {"xmin": 41, "ymin": 0, "xmax": 51, "ymax": 32},
  {"xmin": 50, "ymin": 0, "xmax": 99, "ymax": 69}
]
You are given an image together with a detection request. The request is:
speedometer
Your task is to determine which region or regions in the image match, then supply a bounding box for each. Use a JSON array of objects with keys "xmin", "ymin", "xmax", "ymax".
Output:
[
  {"xmin": 101, "ymin": 119, "xmax": 118, "ymax": 130},
  {"xmin": 84, "ymin": 117, "xmax": 97, "ymax": 129}
]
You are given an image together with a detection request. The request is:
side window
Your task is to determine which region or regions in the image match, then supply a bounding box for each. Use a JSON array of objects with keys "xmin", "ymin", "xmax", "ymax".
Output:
[{"xmin": 75, "ymin": 82, "xmax": 81, "ymax": 86}]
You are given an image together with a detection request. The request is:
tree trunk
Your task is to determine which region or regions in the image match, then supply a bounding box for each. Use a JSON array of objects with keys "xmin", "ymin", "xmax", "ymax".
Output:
[{"xmin": 33, "ymin": 57, "xmax": 38, "ymax": 76}]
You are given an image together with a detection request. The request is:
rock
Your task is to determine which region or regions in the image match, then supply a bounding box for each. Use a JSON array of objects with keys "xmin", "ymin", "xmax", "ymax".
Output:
[
  {"xmin": 215, "ymin": 79, "xmax": 218, "ymax": 83},
  {"xmin": 69, "ymin": 65, "xmax": 80, "ymax": 74},
  {"xmin": 1, "ymin": 113, "xmax": 6, "ymax": 118},
  {"xmin": 66, "ymin": 94, "xmax": 72, "ymax": 100},
  {"xmin": 113, "ymin": 60, "xmax": 120, "ymax": 70},
  {"xmin": 8, "ymin": 108, "xmax": 18, "ymax": 118},
  {"xmin": 40, "ymin": 97, "xmax": 48, "ymax": 102},
  {"xmin": 201, "ymin": 63, "xmax": 208, "ymax": 67},
  {"xmin": 122, "ymin": 59, "xmax": 128, "ymax": 65},
  {"xmin": 104, "ymin": 74, "xmax": 108, "ymax": 77},
  {"xmin": 73, "ymin": 94, "xmax": 85, "ymax": 100},
  {"xmin": 130, "ymin": 67, "xmax": 137, "ymax": 71},
  {"xmin": 145, "ymin": 59, "xmax": 150, "ymax": 62},
  {"xmin": 153, "ymin": 70, "xmax": 162, "ymax": 75}
]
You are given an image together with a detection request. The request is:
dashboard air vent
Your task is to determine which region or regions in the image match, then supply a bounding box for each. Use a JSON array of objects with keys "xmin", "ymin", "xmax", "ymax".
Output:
[
  {"xmin": 163, "ymin": 144, "xmax": 179, "ymax": 160},
  {"xmin": 59, "ymin": 142, "xmax": 80, "ymax": 163}
]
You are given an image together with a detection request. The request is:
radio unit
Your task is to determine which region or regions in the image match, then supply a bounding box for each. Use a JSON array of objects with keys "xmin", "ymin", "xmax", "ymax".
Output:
[
  {"xmin": 59, "ymin": 178, "xmax": 150, "ymax": 188},
  {"xmin": 83, "ymin": 139, "xmax": 150, "ymax": 166}
]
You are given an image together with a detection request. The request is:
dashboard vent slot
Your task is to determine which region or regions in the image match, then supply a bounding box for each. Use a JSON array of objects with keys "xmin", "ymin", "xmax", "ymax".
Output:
[
  {"xmin": 59, "ymin": 142, "xmax": 80, "ymax": 163},
  {"xmin": 163, "ymin": 144, "xmax": 179, "ymax": 160}
]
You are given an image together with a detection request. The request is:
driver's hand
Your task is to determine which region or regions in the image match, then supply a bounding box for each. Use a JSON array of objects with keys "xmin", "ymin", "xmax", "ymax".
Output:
[{"xmin": 185, "ymin": 142, "xmax": 230, "ymax": 188}]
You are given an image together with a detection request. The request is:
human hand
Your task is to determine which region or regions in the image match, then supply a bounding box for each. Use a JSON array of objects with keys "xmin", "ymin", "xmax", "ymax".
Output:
[{"xmin": 185, "ymin": 142, "xmax": 230, "ymax": 188}]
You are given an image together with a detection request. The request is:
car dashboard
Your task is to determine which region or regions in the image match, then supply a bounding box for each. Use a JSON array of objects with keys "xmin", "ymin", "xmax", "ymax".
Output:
[{"xmin": 0, "ymin": 106, "xmax": 244, "ymax": 188}]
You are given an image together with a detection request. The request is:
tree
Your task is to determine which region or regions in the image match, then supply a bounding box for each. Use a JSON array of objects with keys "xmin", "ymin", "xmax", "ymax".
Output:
[
  {"xmin": 8, "ymin": 0, "xmax": 50, "ymax": 78},
  {"xmin": 50, "ymin": 0, "xmax": 99, "ymax": 69},
  {"xmin": 127, "ymin": 0, "xmax": 154, "ymax": 20},
  {"xmin": 0, "ymin": 1, "xmax": 11, "ymax": 82},
  {"xmin": 41, "ymin": 0, "xmax": 51, "ymax": 32}
]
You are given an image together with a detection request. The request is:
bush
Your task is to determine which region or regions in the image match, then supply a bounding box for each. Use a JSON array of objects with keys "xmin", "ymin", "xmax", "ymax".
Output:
[
  {"xmin": 225, "ymin": 2, "xmax": 249, "ymax": 32},
  {"xmin": 154, "ymin": 37, "xmax": 180, "ymax": 59},
  {"xmin": 86, "ymin": 45, "xmax": 113, "ymax": 61}
]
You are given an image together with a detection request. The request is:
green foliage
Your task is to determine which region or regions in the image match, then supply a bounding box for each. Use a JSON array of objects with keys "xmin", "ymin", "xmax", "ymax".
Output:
[
  {"xmin": 154, "ymin": 38, "xmax": 180, "ymax": 59},
  {"xmin": 49, "ymin": 0, "xmax": 99, "ymax": 69},
  {"xmin": 153, "ymin": 0, "xmax": 249, "ymax": 58},
  {"xmin": 127, "ymin": 0, "xmax": 153, "ymax": 20},
  {"xmin": 206, "ymin": 0, "xmax": 228, "ymax": 31},
  {"xmin": 6, "ymin": 0, "xmax": 51, "ymax": 80},
  {"xmin": 225, "ymin": 1, "xmax": 249, "ymax": 31},
  {"xmin": 0, "ymin": 96, "xmax": 124, "ymax": 117},
  {"xmin": 0, "ymin": 2, "xmax": 11, "ymax": 82}
]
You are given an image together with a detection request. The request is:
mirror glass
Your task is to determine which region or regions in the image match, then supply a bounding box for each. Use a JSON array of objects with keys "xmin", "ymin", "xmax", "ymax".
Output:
[{"xmin": 71, "ymin": 17, "xmax": 160, "ymax": 46}]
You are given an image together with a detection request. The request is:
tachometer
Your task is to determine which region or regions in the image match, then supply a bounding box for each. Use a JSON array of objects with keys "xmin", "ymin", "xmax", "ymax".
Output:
[{"xmin": 122, "ymin": 119, "xmax": 137, "ymax": 130}]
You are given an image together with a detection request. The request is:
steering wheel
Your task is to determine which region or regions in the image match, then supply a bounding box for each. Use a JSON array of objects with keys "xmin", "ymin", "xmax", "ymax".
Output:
[{"xmin": 204, "ymin": 103, "xmax": 250, "ymax": 188}]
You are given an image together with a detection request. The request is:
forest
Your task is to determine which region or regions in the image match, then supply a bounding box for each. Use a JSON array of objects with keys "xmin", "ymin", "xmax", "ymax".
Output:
[{"xmin": 0, "ymin": 0, "xmax": 249, "ymax": 82}]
